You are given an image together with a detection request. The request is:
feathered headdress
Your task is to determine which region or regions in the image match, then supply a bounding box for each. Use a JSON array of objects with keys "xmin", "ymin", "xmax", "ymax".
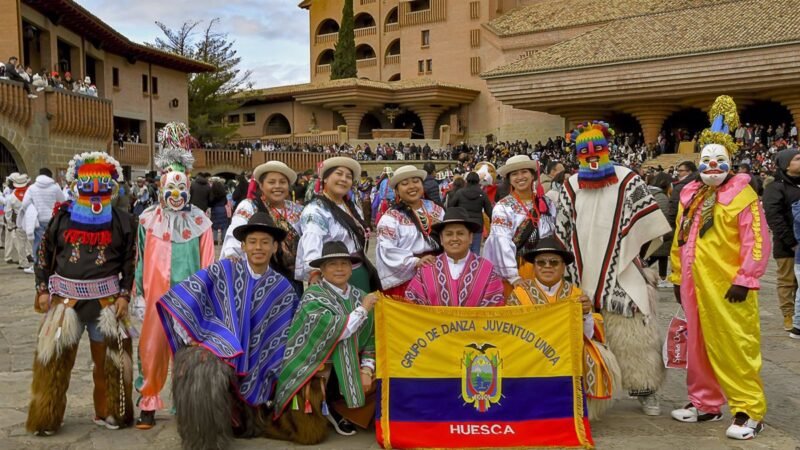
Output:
[
  {"xmin": 698, "ymin": 95, "xmax": 739, "ymax": 155},
  {"xmin": 155, "ymin": 122, "xmax": 195, "ymax": 173},
  {"xmin": 65, "ymin": 152, "xmax": 123, "ymax": 183}
]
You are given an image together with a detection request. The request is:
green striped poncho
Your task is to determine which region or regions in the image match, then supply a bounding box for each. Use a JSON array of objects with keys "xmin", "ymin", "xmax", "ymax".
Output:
[{"xmin": 274, "ymin": 282, "xmax": 375, "ymax": 415}]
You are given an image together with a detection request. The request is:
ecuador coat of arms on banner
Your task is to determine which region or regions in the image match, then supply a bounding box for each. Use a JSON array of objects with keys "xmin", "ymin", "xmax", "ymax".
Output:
[
  {"xmin": 375, "ymin": 297, "xmax": 593, "ymax": 449},
  {"xmin": 462, "ymin": 343, "xmax": 502, "ymax": 413}
]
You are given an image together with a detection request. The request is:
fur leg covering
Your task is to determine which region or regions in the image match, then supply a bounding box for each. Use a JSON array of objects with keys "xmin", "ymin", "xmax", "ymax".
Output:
[
  {"xmin": 587, "ymin": 342, "xmax": 623, "ymax": 420},
  {"xmin": 26, "ymin": 306, "xmax": 81, "ymax": 433},
  {"xmin": 172, "ymin": 346, "xmax": 235, "ymax": 450},
  {"xmin": 603, "ymin": 311, "xmax": 665, "ymax": 394},
  {"xmin": 263, "ymin": 380, "xmax": 328, "ymax": 445},
  {"xmin": 99, "ymin": 306, "xmax": 134, "ymax": 427}
]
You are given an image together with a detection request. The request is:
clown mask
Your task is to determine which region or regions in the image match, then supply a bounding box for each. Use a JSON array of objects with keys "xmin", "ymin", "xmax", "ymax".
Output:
[
  {"xmin": 74, "ymin": 163, "xmax": 116, "ymax": 215},
  {"xmin": 161, "ymin": 171, "xmax": 190, "ymax": 211},
  {"xmin": 698, "ymin": 144, "xmax": 731, "ymax": 187}
]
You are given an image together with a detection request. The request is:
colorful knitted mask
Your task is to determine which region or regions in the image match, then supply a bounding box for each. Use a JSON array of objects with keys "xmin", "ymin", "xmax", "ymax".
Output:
[
  {"xmin": 64, "ymin": 152, "xmax": 123, "ymax": 244},
  {"xmin": 698, "ymin": 96, "xmax": 739, "ymax": 187},
  {"xmin": 569, "ymin": 121, "xmax": 617, "ymax": 189}
]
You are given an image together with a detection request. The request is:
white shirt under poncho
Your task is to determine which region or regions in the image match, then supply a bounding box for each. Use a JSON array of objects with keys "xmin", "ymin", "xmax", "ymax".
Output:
[
  {"xmin": 483, "ymin": 194, "xmax": 556, "ymax": 284},
  {"xmin": 295, "ymin": 198, "xmax": 366, "ymax": 282},
  {"xmin": 375, "ymin": 200, "xmax": 444, "ymax": 289}
]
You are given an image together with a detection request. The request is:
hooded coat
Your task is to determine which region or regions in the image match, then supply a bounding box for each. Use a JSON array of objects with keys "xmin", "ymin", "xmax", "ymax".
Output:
[
  {"xmin": 447, "ymin": 183, "xmax": 492, "ymax": 225},
  {"xmin": 763, "ymin": 148, "xmax": 800, "ymax": 259},
  {"xmin": 21, "ymin": 175, "xmax": 66, "ymax": 225}
]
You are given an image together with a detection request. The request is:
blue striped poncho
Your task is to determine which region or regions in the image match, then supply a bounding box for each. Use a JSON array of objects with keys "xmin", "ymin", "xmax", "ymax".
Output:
[{"xmin": 157, "ymin": 259, "xmax": 299, "ymax": 406}]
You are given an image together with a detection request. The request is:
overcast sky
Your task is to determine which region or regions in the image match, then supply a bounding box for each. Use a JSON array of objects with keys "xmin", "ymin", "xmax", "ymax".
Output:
[{"xmin": 76, "ymin": 0, "xmax": 311, "ymax": 88}]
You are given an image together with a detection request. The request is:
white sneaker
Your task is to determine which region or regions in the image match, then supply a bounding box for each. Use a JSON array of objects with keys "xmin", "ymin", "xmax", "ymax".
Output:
[
  {"xmin": 657, "ymin": 279, "xmax": 673, "ymax": 289},
  {"xmin": 23, "ymin": 266, "xmax": 34, "ymax": 274},
  {"xmin": 726, "ymin": 413, "xmax": 764, "ymax": 440},
  {"xmin": 28, "ymin": 94, "xmax": 38, "ymax": 99},
  {"xmin": 93, "ymin": 416, "xmax": 120, "ymax": 430},
  {"xmin": 638, "ymin": 394, "xmax": 661, "ymax": 416},
  {"xmin": 671, "ymin": 403, "xmax": 723, "ymax": 423}
]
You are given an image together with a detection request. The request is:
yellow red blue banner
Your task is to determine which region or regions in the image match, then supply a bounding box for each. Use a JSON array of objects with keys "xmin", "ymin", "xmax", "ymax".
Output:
[{"xmin": 375, "ymin": 297, "xmax": 593, "ymax": 449}]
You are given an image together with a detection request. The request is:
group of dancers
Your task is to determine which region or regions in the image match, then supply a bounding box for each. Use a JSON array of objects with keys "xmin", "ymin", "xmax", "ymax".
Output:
[{"xmin": 25, "ymin": 96, "xmax": 769, "ymax": 447}]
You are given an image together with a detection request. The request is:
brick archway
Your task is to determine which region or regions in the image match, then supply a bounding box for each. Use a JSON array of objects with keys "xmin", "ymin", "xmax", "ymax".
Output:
[{"xmin": 0, "ymin": 128, "xmax": 29, "ymax": 180}]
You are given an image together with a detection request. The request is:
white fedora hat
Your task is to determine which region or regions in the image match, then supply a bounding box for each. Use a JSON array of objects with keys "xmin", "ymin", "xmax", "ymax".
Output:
[
  {"xmin": 253, "ymin": 161, "xmax": 297, "ymax": 184},
  {"xmin": 10, "ymin": 173, "xmax": 30, "ymax": 187},
  {"xmin": 389, "ymin": 165, "xmax": 427, "ymax": 189},
  {"xmin": 496, "ymin": 155, "xmax": 539, "ymax": 178},
  {"xmin": 320, "ymin": 156, "xmax": 361, "ymax": 179}
]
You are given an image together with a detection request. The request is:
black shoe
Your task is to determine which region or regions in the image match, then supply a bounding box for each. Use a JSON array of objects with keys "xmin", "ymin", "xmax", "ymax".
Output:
[
  {"xmin": 789, "ymin": 327, "xmax": 800, "ymax": 340},
  {"xmin": 325, "ymin": 407, "xmax": 357, "ymax": 436},
  {"xmin": 135, "ymin": 410, "xmax": 156, "ymax": 430}
]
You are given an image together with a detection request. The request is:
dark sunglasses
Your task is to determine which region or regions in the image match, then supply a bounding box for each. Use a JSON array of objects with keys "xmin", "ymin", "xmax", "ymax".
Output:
[{"xmin": 534, "ymin": 258, "xmax": 563, "ymax": 268}]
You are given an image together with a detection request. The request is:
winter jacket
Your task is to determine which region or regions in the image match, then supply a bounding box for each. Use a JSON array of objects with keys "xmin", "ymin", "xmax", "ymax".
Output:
[
  {"xmin": 667, "ymin": 173, "xmax": 697, "ymax": 228},
  {"xmin": 21, "ymin": 175, "xmax": 66, "ymax": 225},
  {"xmin": 189, "ymin": 176, "xmax": 212, "ymax": 211},
  {"xmin": 423, "ymin": 175, "xmax": 443, "ymax": 206},
  {"xmin": 763, "ymin": 169, "xmax": 800, "ymax": 259},
  {"xmin": 792, "ymin": 201, "xmax": 800, "ymax": 264},
  {"xmin": 447, "ymin": 184, "xmax": 493, "ymax": 225},
  {"xmin": 648, "ymin": 186, "xmax": 672, "ymax": 258}
]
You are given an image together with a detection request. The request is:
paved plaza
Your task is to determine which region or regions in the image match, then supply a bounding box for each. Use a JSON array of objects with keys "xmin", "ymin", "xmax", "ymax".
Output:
[{"xmin": 0, "ymin": 253, "xmax": 799, "ymax": 450}]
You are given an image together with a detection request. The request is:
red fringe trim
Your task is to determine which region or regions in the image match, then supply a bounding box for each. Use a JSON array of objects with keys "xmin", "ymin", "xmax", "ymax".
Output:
[
  {"xmin": 63, "ymin": 229, "xmax": 112, "ymax": 246},
  {"xmin": 577, "ymin": 175, "xmax": 619, "ymax": 190}
]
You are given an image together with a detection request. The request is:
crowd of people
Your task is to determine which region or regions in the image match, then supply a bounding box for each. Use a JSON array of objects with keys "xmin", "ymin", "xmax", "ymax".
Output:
[
  {"xmin": 7, "ymin": 97, "xmax": 799, "ymax": 449},
  {"xmin": 1, "ymin": 55, "xmax": 99, "ymax": 99}
]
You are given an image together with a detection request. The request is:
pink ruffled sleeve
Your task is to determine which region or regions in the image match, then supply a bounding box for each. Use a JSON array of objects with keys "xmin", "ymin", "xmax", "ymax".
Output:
[{"xmin": 733, "ymin": 201, "xmax": 771, "ymax": 289}]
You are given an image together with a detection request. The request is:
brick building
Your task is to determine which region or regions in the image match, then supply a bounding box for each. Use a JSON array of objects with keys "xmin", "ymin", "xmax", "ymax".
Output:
[
  {"xmin": 232, "ymin": 0, "xmax": 800, "ymax": 153},
  {"xmin": 0, "ymin": 0, "xmax": 213, "ymax": 180}
]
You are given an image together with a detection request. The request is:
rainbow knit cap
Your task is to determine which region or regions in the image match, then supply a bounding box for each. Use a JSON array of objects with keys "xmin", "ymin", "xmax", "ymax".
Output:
[{"xmin": 569, "ymin": 121, "xmax": 618, "ymax": 189}]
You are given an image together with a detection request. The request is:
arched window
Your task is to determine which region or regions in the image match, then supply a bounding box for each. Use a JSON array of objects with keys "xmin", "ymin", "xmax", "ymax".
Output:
[
  {"xmin": 386, "ymin": 7, "xmax": 399, "ymax": 24},
  {"xmin": 264, "ymin": 114, "xmax": 292, "ymax": 135},
  {"xmin": 316, "ymin": 49, "xmax": 335, "ymax": 65},
  {"xmin": 355, "ymin": 44, "xmax": 376, "ymax": 60},
  {"xmin": 388, "ymin": 73, "xmax": 401, "ymax": 82},
  {"xmin": 354, "ymin": 13, "xmax": 376, "ymax": 29},
  {"xmin": 316, "ymin": 19, "xmax": 339, "ymax": 36},
  {"xmin": 385, "ymin": 39, "xmax": 400, "ymax": 56}
]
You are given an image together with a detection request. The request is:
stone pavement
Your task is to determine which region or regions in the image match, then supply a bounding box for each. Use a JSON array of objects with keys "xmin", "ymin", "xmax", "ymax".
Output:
[{"xmin": 1, "ymin": 255, "xmax": 799, "ymax": 450}]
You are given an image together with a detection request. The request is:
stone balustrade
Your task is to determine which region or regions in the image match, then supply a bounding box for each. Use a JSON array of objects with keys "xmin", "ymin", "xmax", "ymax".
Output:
[
  {"xmin": 46, "ymin": 89, "xmax": 113, "ymax": 141},
  {"xmin": 0, "ymin": 79, "xmax": 32, "ymax": 127},
  {"xmin": 113, "ymin": 142, "xmax": 150, "ymax": 167},
  {"xmin": 354, "ymin": 26, "xmax": 377, "ymax": 38},
  {"xmin": 357, "ymin": 58, "xmax": 377, "ymax": 68}
]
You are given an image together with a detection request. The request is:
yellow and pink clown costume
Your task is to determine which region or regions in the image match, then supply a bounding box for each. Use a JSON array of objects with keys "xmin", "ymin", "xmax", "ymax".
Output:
[
  {"xmin": 669, "ymin": 96, "xmax": 770, "ymax": 440},
  {"xmin": 133, "ymin": 122, "xmax": 215, "ymax": 429}
]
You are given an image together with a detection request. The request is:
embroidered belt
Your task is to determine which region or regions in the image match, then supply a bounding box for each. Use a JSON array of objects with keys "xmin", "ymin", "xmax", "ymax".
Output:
[{"xmin": 48, "ymin": 274, "xmax": 120, "ymax": 300}]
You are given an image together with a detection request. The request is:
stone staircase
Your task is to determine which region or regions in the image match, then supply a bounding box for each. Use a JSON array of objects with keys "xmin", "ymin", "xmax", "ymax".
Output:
[{"xmin": 641, "ymin": 152, "xmax": 697, "ymax": 170}]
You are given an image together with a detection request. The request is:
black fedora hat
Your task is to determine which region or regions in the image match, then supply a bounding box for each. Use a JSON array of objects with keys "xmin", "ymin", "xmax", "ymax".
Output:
[
  {"xmin": 522, "ymin": 236, "xmax": 575, "ymax": 265},
  {"xmin": 431, "ymin": 207, "xmax": 482, "ymax": 234},
  {"xmin": 233, "ymin": 212, "xmax": 287, "ymax": 242},
  {"xmin": 309, "ymin": 241, "xmax": 362, "ymax": 268}
]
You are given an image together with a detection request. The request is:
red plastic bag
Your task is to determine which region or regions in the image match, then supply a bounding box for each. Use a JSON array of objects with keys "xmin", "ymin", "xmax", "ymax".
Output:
[{"xmin": 663, "ymin": 308, "xmax": 688, "ymax": 369}]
